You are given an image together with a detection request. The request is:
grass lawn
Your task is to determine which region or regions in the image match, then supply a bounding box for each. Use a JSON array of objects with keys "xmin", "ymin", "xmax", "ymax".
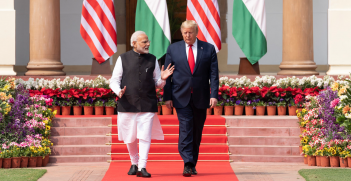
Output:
[
  {"xmin": 299, "ymin": 168, "xmax": 351, "ymax": 181},
  {"xmin": 0, "ymin": 169, "xmax": 47, "ymax": 181}
]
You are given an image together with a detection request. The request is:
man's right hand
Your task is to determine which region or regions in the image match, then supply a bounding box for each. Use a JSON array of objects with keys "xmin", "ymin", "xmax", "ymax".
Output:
[
  {"xmin": 165, "ymin": 100, "xmax": 173, "ymax": 109},
  {"xmin": 119, "ymin": 86, "xmax": 126, "ymax": 98}
]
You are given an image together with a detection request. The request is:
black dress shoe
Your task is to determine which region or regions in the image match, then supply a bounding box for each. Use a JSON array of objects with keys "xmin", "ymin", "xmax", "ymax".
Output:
[
  {"xmin": 183, "ymin": 165, "xmax": 192, "ymax": 177},
  {"xmin": 128, "ymin": 165, "xmax": 138, "ymax": 175},
  {"xmin": 192, "ymin": 167, "xmax": 197, "ymax": 175},
  {"xmin": 136, "ymin": 168, "xmax": 151, "ymax": 177}
]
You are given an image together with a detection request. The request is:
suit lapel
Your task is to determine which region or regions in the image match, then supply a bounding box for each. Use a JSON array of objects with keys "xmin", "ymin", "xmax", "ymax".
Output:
[
  {"xmin": 179, "ymin": 41, "xmax": 192, "ymax": 75},
  {"xmin": 193, "ymin": 40, "xmax": 203, "ymax": 74}
]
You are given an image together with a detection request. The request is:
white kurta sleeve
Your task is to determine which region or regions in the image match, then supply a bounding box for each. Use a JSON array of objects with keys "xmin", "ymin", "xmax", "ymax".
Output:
[
  {"xmin": 110, "ymin": 56, "xmax": 123, "ymax": 98},
  {"xmin": 153, "ymin": 59, "xmax": 166, "ymax": 88}
]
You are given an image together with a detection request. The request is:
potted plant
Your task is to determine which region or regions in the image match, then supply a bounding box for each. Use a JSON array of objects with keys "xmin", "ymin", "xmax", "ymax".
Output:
[
  {"xmin": 1, "ymin": 149, "xmax": 12, "ymax": 169},
  {"xmin": 161, "ymin": 98, "xmax": 172, "ymax": 115},
  {"xmin": 105, "ymin": 99, "xmax": 117, "ymax": 115},
  {"xmin": 52, "ymin": 97, "xmax": 61, "ymax": 115},
  {"xmin": 277, "ymin": 98, "xmax": 287, "ymax": 116},
  {"xmin": 214, "ymin": 96, "xmax": 224, "ymax": 115},
  {"xmin": 302, "ymin": 145, "xmax": 316, "ymax": 166},
  {"xmin": 73, "ymin": 98, "xmax": 83, "ymax": 115},
  {"xmin": 20, "ymin": 146, "xmax": 30, "ymax": 168},
  {"xmin": 83, "ymin": 98, "xmax": 94, "ymax": 115},
  {"xmin": 156, "ymin": 88, "xmax": 163, "ymax": 115},
  {"xmin": 59, "ymin": 98, "xmax": 73, "ymax": 115},
  {"xmin": 244, "ymin": 100, "xmax": 255, "ymax": 116},
  {"xmin": 94, "ymin": 99, "xmax": 105, "ymax": 115},
  {"xmin": 224, "ymin": 97, "xmax": 234, "ymax": 115},
  {"xmin": 11, "ymin": 146, "xmax": 21, "ymax": 168},
  {"xmin": 294, "ymin": 94, "xmax": 304, "ymax": 113},
  {"xmin": 28, "ymin": 147, "xmax": 38, "ymax": 167},
  {"xmin": 266, "ymin": 101, "xmax": 277, "ymax": 115},
  {"xmin": 329, "ymin": 147, "xmax": 340, "ymax": 167},
  {"xmin": 234, "ymin": 99, "xmax": 245, "ymax": 116},
  {"xmin": 256, "ymin": 100, "xmax": 266, "ymax": 116},
  {"xmin": 339, "ymin": 148, "xmax": 348, "ymax": 168},
  {"xmin": 288, "ymin": 99, "xmax": 298, "ymax": 116},
  {"xmin": 42, "ymin": 147, "xmax": 51, "ymax": 167}
]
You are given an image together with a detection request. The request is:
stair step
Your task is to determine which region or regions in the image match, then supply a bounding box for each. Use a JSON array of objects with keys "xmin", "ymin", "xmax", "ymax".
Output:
[
  {"xmin": 228, "ymin": 136, "xmax": 300, "ymax": 146},
  {"xmin": 111, "ymin": 154, "xmax": 229, "ymax": 160},
  {"xmin": 111, "ymin": 135, "xmax": 228, "ymax": 144},
  {"xmin": 229, "ymin": 145, "xmax": 300, "ymax": 155},
  {"xmin": 111, "ymin": 126, "xmax": 227, "ymax": 135},
  {"xmin": 224, "ymin": 116, "xmax": 299, "ymax": 127},
  {"xmin": 53, "ymin": 117, "xmax": 112, "ymax": 127},
  {"xmin": 52, "ymin": 127, "xmax": 110, "ymax": 136},
  {"xmin": 227, "ymin": 127, "xmax": 300, "ymax": 136},
  {"xmin": 51, "ymin": 135, "xmax": 111, "ymax": 145},
  {"xmin": 50, "ymin": 155, "xmax": 110, "ymax": 163},
  {"xmin": 230, "ymin": 155, "xmax": 304, "ymax": 162},
  {"xmin": 52, "ymin": 145, "xmax": 111, "ymax": 155}
]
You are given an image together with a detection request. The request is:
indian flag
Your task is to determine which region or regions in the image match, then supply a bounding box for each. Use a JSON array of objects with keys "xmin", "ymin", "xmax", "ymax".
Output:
[
  {"xmin": 135, "ymin": 0, "xmax": 171, "ymax": 59},
  {"xmin": 232, "ymin": 0, "xmax": 267, "ymax": 65}
]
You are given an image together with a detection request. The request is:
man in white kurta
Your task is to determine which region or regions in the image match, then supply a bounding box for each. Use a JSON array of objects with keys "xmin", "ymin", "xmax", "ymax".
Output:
[{"xmin": 110, "ymin": 31, "xmax": 174, "ymax": 177}]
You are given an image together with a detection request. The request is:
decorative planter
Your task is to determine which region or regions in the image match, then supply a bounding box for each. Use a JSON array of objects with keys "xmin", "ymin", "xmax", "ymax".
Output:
[
  {"xmin": 234, "ymin": 105, "xmax": 244, "ymax": 116},
  {"xmin": 267, "ymin": 106, "xmax": 277, "ymax": 115},
  {"xmin": 297, "ymin": 108, "xmax": 303, "ymax": 113},
  {"xmin": 330, "ymin": 156, "xmax": 340, "ymax": 167},
  {"xmin": 3, "ymin": 158, "xmax": 11, "ymax": 169},
  {"xmin": 28, "ymin": 157, "xmax": 37, "ymax": 167},
  {"xmin": 304, "ymin": 156, "xmax": 308, "ymax": 164},
  {"xmin": 245, "ymin": 106, "xmax": 254, "ymax": 116},
  {"xmin": 53, "ymin": 106, "xmax": 61, "ymax": 115},
  {"xmin": 84, "ymin": 106, "xmax": 94, "ymax": 115},
  {"xmin": 214, "ymin": 106, "xmax": 223, "ymax": 115},
  {"xmin": 321, "ymin": 156, "xmax": 330, "ymax": 167},
  {"xmin": 95, "ymin": 106, "xmax": 104, "ymax": 115},
  {"xmin": 105, "ymin": 106, "xmax": 115, "ymax": 115},
  {"xmin": 36, "ymin": 156, "xmax": 43, "ymax": 167},
  {"xmin": 256, "ymin": 106, "xmax": 265, "ymax": 116},
  {"xmin": 288, "ymin": 106, "xmax": 297, "ymax": 116},
  {"xmin": 11, "ymin": 157, "xmax": 21, "ymax": 168},
  {"xmin": 73, "ymin": 106, "xmax": 82, "ymax": 115},
  {"xmin": 348, "ymin": 157, "xmax": 351, "ymax": 168},
  {"xmin": 0, "ymin": 158, "xmax": 2, "ymax": 168},
  {"xmin": 308, "ymin": 156, "xmax": 316, "ymax": 166},
  {"xmin": 173, "ymin": 107, "xmax": 177, "ymax": 116},
  {"xmin": 299, "ymin": 146, "xmax": 303, "ymax": 154},
  {"xmin": 277, "ymin": 106, "xmax": 287, "ymax": 116},
  {"xmin": 300, "ymin": 127, "xmax": 306, "ymax": 133},
  {"xmin": 206, "ymin": 108, "xmax": 212, "ymax": 115},
  {"xmin": 42, "ymin": 155, "xmax": 50, "ymax": 167},
  {"xmin": 316, "ymin": 156, "xmax": 321, "ymax": 167},
  {"xmin": 21, "ymin": 157, "xmax": 29, "ymax": 168},
  {"xmin": 224, "ymin": 106, "xmax": 234, "ymax": 115},
  {"xmin": 61, "ymin": 106, "xmax": 71, "ymax": 115},
  {"xmin": 340, "ymin": 157, "xmax": 348, "ymax": 168},
  {"xmin": 161, "ymin": 105, "xmax": 172, "ymax": 115},
  {"xmin": 157, "ymin": 106, "xmax": 161, "ymax": 115}
]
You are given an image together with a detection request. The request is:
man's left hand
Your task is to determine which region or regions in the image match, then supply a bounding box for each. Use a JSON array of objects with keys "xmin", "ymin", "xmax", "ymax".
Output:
[{"xmin": 209, "ymin": 98, "xmax": 218, "ymax": 109}]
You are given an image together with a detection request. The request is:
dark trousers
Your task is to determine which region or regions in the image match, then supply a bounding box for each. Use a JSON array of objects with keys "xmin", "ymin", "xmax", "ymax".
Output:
[{"xmin": 176, "ymin": 95, "xmax": 207, "ymax": 167}]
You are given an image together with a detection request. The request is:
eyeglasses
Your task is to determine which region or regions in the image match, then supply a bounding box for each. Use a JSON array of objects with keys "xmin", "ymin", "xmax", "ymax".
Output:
[{"xmin": 141, "ymin": 40, "xmax": 151, "ymax": 44}]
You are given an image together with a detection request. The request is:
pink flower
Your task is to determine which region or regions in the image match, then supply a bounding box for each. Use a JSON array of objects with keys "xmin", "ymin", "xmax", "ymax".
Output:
[{"xmin": 330, "ymin": 98, "xmax": 340, "ymax": 108}]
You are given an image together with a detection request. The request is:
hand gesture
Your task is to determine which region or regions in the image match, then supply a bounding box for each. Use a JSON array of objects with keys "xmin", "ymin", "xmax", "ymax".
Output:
[
  {"xmin": 161, "ymin": 63, "xmax": 175, "ymax": 80},
  {"xmin": 119, "ymin": 86, "xmax": 126, "ymax": 98}
]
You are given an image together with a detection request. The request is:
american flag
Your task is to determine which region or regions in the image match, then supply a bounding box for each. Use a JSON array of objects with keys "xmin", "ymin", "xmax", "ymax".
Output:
[
  {"xmin": 80, "ymin": 0, "xmax": 117, "ymax": 64},
  {"xmin": 186, "ymin": 0, "xmax": 221, "ymax": 53}
]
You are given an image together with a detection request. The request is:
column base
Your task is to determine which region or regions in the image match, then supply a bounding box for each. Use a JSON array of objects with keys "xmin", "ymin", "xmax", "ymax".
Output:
[
  {"xmin": 25, "ymin": 61, "xmax": 65, "ymax": 76},
  {"xmin": 327, "ymin": 65, "xmax": 351, "ymax": 75},
  {"xmin": 0, "ymin": 65, "xmax": 16, "ymax": 75},
  {"xmin": 278, "ymin": 63, "xmax": 319, "ymax": 75}
]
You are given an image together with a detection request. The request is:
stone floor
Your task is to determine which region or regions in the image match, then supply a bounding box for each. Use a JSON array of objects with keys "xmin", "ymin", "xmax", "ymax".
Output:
[{"xmin": 34, "ymin": 162, "xmax": 316, "ymax": 181}]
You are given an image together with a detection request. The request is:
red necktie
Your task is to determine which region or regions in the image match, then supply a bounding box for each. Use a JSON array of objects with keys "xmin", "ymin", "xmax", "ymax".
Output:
[{"xmin": 188, "ymin": 44, "xmax": 195, "ymax": 74}]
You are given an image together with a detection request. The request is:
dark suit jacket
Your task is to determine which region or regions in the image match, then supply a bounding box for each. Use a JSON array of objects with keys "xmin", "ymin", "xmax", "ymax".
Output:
[{"xmin": 163, "ymin": 39, "xmax": 219, "ymax": 109}]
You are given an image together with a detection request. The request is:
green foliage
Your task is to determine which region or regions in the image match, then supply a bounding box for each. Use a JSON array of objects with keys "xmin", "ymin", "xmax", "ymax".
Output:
[
  {"xmin": 105, "ymin": 99, "xmax": 117, "ymax": 108},
  {"xmin": 0, "ymin": 169, "xmax": 47, "ymax": 181},
  {"xmin": 299, "ymin": 169, "xmax": 351, "ymax": 181},
  {"xmin": 94, "ymin": 99, "xmax": 104, "ymax": 107}
]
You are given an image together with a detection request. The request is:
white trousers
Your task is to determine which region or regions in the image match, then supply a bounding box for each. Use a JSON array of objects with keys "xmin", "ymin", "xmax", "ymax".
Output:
[{"xmin": 126, "ymin": 138, "xmax": 151, "ymax": 169}]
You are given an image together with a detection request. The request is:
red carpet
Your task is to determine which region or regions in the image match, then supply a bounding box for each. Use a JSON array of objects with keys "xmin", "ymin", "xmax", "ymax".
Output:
[{"xmin": 101, "ymin": 161, "xmax": 238, "ymax": 181}]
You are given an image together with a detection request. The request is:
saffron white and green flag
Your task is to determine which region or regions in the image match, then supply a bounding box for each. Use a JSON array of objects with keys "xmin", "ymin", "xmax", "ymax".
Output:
[
  {"xmin": 232, "ymin": 0, "xmax": 267, "ymax": 65},
  {"xmin": 135, "ymin": 0, "xmax": 171, "ymax": 59}
]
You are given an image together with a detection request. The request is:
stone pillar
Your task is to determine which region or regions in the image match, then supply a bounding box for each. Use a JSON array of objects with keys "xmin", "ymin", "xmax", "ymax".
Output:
[
  {"xmin": 278, "ymin": 0, "xmax": 318, "ymax": 75},
  {"xmin": 0, "ymin": 0, "xmax": 16, "ymax": 75},
  {"xmin": 26, "ymin": 0, "xmax": 65, "ymax": 76},
  {"xmin": 327, "ymin": 0, "xmax": 351, "ymax": 75}
]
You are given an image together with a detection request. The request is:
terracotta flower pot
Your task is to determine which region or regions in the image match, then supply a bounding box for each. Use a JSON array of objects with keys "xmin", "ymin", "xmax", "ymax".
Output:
[
  {"xmin": 11, "ymin": 157, "xmax": 21, "ymax": 168},
  {"xmin": 157, "ymin": 106, "xmax": 161, "ymax": 115},
  {"xmin": 61, "ymin": 106, "xmax": 71, "ymax": 115},
  {"xmin": 0, "ymin": 158, "xmax": 2, "ymax": 168},
  {"xmin": 297, "ymin": 108, "xmax": 303, "ymax": 113},
  {"xmin": 267, "ymin": 106, "xmax": 277, "ymax": 115},
  {"xmin": 3, "ymin": 158, "xmax": 11, "ymax": 169},
  {"xmin": 53, "ymin": 106, "xmax": 61, "ymax": 115},
  {"xmin": 308, "ymin": 156, "xmax": 316, "ymax": 166},
  {"xmin": 330, "ymin": 156, "xmax": 340, "ymax": 167},
  {"xmin": 42, "ymin": 155, "xmax": 50, "ymax": 167},
  {"xmin": 73, "ymin": 106, "xmax": 82, "ymax": 115},
  {"xmin": 277, "ymin": 106, "xmax": 287, "ymax": 116},
  {"xmin": 161, "ymin": 105, "xmax": 172, "ymax": 115},
  {"xmin": 299, "ymin": 146, "xmax": 303, "ymax": 154},
  {"xmin": 28, "ymin": 157, "xmax": 37, "ymax": 167},
  {"xmin": 105, "ymin": 106, "xmax": 115, "ymax": 115},
  {"xmin": 288, "ymin": 106, "xmax": 297, "ymax": 116},
  {"xmin": 95, "ymin": 106, "xmax": 104, "ymax": 115},
  {"xmin": 206, "ymin": 108, "xmax": 212, "ymax": 115},
  {"xmin": 304, "ymin": 156, "xmax": 308, "ymax": 164},
  {"xmin": 36, "ymin": 156, "xmax": 43, "ymax": 167},
  {"xmin": 84, "ymin": 106, "xmax": 93, "ymax": 115},
  {"xmin": 316, "ymin": 156, "xmax": 321, "ymax": 166},
  {"xmin": 173, "ymin": 107, "xmax": 177, "ymax": 116},
  {"xmin": 300, "ymin": 127, "xmax": 306, "ymax": 133},
  {"xmin": 234, "ymin": 105, "xmax": 244, "ymax": 115},
  {"xmin": 340, "ymin": 157, "xmax": 348, "ymax": 168},
  {"xmin": 214, "ymin": 106, "xmax": 223, "ymax": 115},
  {"xmin": 224, "ymin": 106, "xmax": 234, "ymax": 115},
  {"xmin": 348, "ymin": 157, "xmax": 351, "ymax": 168},
  {"xmin": 245, "ymin": 106, "xmax": 254, "ymax": 116},
  {"xmin": 256, "ymin": 106, "xmax": 265, "ymax": 116},
  {"xmin": 321, "ymin": 156, "xmax": 330, "ymax": 167},
  {"xmin": 21, "ymin": 157, "xmax": 29, "ymax": 168}
]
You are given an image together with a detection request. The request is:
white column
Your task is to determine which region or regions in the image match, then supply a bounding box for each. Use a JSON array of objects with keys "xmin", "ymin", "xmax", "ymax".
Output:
[
  {"xmin": 327, "ymin": 0, "xmax": 351, "ymax": 75},
  {"xmin": 0, "ymin": 0, "xmax": 16, "ymax": 75}
]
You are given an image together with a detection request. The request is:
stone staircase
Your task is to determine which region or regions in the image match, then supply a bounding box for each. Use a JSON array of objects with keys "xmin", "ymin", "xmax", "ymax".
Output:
[{"xmin": 225, "ymin": 116, "xmax": 303, "ymax": 162}]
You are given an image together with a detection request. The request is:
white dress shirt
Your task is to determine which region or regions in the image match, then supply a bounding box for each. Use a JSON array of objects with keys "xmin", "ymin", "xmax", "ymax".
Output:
[{"xmin": 185, "ymin": 39, "xmax": 198, "ymax": 63}]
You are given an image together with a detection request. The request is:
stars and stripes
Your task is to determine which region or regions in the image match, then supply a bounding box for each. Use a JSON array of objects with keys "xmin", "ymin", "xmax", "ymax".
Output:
[
  {"xmin": 186, "ymin": 0, "xmax": 221, "ymax": 53},
  {"xmin": 80, "ymin": 0, "xmax": 117, "ymax": 64}
]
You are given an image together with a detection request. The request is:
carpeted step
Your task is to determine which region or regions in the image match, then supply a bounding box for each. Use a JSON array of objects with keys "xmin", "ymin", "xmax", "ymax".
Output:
[
  {"xmin": 50, "ymin": 155, "xmax": 110, "ymax": 163},
  {"xmin": 228, "ymin": 136, "xmax": 300, "ymax": 146},
  {"xmin": 111, "ymin": 144, "xmax": 228, "ymax": 153},
  {"xmin": 111, "ymin": 126, "xmax": 227, "ymax": 134},
  {"xmin": 230, "ymin": 155, "xmax": 304, "ymax": 162},
  {"xmin": 224, "ymin": 116, "xmax": 299, "ymax": 127},
  {"xmin": 111, "ymin": 135, "xmax": 228, "ymax": 144},
  {"xmin": 53, "ymin": 116, "xmax": 112, "ymax": 127},
  {"xmin": 226, "ymin": 127, "xmax": 300, "ymax": 136},
  {"xmin": 111, "ymin": 154, "xmax": 229, "ymax": 161},
  {"xmin": 229, "ymin": 145, "xmax": 300, "ymax": 155},
  {"xmin": 51, "ymin": 135, "xmax": 111, "ymax": 145}
]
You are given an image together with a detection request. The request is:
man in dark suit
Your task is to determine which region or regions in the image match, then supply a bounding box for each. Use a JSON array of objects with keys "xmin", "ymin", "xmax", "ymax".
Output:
[{"xmin": 163, "ymin": 20, "xmax": 219, "ymax": 177}]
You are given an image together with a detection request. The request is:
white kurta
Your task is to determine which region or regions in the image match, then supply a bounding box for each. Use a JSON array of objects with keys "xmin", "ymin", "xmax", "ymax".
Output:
[{"xmin": 110, "ymin": 55, "xmax": 165, "ymax": 143}]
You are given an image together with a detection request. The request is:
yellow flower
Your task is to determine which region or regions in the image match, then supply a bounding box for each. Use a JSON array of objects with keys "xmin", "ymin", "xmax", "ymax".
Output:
[
  {"xmin": 331, "ymin": 82, "xmax": 339, "ymax": 91},
  {"xmin": 53, "ymin": 110, "xmax": 57, "ymax": 116},
  {"xmin": 3, "ymin": 84, "xmax": 10, "ymax": 91},
  {"xmin": 297, "ymin": 113, "xmax": 301, "ymax": 117},
  {"xmin": 302, "ymin": 109, "xmax": 307, "ymax": 113},
  {"xmin": 51, "ymin": 143, "xmax": 53, "ymax": 146},
  {"xmin": 48, "ymin": 108, "xmax": 52, "ymax": 111},
  {"xmin": 46, "ymin": 126, "xmax": 51, "ymax": 130}
]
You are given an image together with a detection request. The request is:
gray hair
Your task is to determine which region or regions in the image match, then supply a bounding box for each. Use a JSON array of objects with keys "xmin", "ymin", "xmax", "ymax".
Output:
[
  {"xmin": 180, "ymin": 20, "xmax": 198, "ymax": 34},
  {"xmin": 130, "ymin": 31, "xmax": 147, "ymax": 47}
]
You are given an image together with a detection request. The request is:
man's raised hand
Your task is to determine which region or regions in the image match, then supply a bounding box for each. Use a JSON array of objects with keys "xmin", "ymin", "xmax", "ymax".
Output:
[
  {"xmin": 161, "ymin": 63, "xmax": 175, "ymax": 80},
  {"xmin": 119, "ymin": 86, "xmax": 126, "ymax": 98}
]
